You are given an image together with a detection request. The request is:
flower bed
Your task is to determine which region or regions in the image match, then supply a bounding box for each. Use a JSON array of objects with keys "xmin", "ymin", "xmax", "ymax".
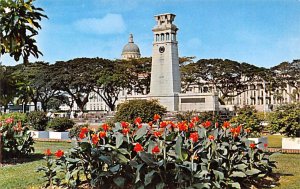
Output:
[{"xmin": 38, "ymin": 116, "xmax": 275, "ymax": 189}]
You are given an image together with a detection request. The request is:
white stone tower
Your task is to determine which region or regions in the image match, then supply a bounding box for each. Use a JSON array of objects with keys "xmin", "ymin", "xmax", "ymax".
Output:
[{"xmin": 149, "ymin": 13, "xmax": 181, "ymax": 111}]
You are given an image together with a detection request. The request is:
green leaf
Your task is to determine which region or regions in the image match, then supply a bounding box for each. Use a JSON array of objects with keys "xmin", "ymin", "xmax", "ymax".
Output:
[
  {"xmin": 116, "ymin": 153, "xmax": 129, "ymax": 164},
  {"xmin": 193, "ymin": 183, "xmax": 210, "ymax": 189},
  {"xmin": 139, "ymin": 152, "xmax": 155, "ymax": 165},
  {"xmin": 115, "ymin": 133, "xmax": 123, "ymax": 148},
  {"xmin": 213, "ymin": 170, "xmax": 224, "ymax": 180},
  {"xmin": 228, "ymin": 182, "xmax": 241, "ymax": 189},
  {"xmin": 230, "ymin": 171, "xmax": 247, "ymax": 178},
  {"xmin": 113, "ymin": 176, "xmax": 125, "ymax": 188},
  {"xmin": 245, "ymin": 168, "xmax": 261, "ymax": 175},
  {"xmin": 110, "ymin": 164, "xmax": 120, "ymax": 173},
  {"xmin": 145, "ymin": 170, "xmax": 156, "ymax": 186},
  {"xmin": 135, "ymin": 124, "xmax": 148, "ymax": 140},
  {"xmin": 175, "ymin": 135, "xmax": 183, "ymax": 160},
  {"xmin": 234, "ymin": 163, "xmax": 248, "ymax": 171},
  {"xmin": 99, "ymin": 155, "xmax": 113, "ymax": 165},
  {"xmin": 156, "ymin": 182, "xmax": 165, "ymax": 189}
]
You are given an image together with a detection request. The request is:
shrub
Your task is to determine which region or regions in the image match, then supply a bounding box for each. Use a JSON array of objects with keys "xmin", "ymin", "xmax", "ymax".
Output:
[
  {"xmin": 48, "ymin": 117, "xmax": 75, "ymax": 132},
  {"xmin": 39, "ymin": 116, "xmax": 275, "ymax": 189},
  {"xmin": 0, "ymin": 117, "xmax": 34, "ymax": 158},
  {"xmin": 268, "ymin": 103, "xmax": 300, "ymax": 137},
  {"xmin": 230, "ymin": 106, "xmax": 263, "ymax": 137},
  {"xmin": 27, "ymin": 111, "xmax": 48, "ymax": 131},
  {"xmin": 114, "ymin": 99, "xmax": 166, "ymax": 123},
  {"xmin": 0, "ymin": 112, "xmax": 27, "ymax": 123}
]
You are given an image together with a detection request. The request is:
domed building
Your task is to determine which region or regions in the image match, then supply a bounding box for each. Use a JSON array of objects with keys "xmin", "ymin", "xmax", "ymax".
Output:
[{"xmin": 121, "ymin": 34, "xmax": 141, "ymax": 60}]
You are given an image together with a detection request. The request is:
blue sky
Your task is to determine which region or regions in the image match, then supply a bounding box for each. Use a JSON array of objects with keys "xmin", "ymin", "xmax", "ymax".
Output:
[{"xmin": 2, "ymin": 0, "xmax": 300, "ymax": 68}]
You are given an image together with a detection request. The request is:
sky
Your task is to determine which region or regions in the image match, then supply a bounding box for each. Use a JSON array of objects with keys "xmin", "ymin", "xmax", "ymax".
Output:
[{"xmin": 1, "ymin": 0, "xmax": 300, "ymax": 68}]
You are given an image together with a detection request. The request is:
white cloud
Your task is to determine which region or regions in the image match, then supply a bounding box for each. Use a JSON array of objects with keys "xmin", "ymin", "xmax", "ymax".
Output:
[{"xmin": 74, "ymin": 13, "xmax": 126, "ymax": 35}]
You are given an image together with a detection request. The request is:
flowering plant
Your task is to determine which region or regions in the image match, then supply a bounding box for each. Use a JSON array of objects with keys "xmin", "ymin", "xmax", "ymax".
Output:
[
  {"xmin": 40, "ymin": 115, "xmax": 275, "ymax": 188},
  {"xmin": 0, "ymin": 117, "xmax": 34, "ymax": 158}
]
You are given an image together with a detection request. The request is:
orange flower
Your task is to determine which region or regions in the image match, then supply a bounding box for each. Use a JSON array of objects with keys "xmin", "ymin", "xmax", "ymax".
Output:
[
  {"xmin": 91, "ymin": 134, "xmax": 99, "ymax": 144},
  {"xmin": 121, "ymin": 121, "xmax": 129, "ymax": 128},
  {"xmin": 245, "ymin": 128, "xmax": 251, "ymax": 133},
  {"xmin": 122, "ymin": 128, "xmax": 129, "ymax": 135},
  {"xmin": 153, "ymin": 131, "xmax": 162, "ymax": 137},
  {"xmin": 101, "ymin": 123, "xmax": 109, "ymax": 131},
  {"xmin": 99, "ymin": 131, "xmax": 106, "ymax": 138},
  {"xmin": 138, "ymin": 124, "xmax": 143, "ymax": 129},
  {"xmin": 190, "ymin": 132, "xmax": 199, "ymax": 143},
  {"xmin": 223, "ymin": 121, "xmax": 230, "ymax": 129},
  {"xmin": 249, "ymin": 143, "xmax": 256, "ymax": 149},
  {"xmin": 153, "ymin": 114, "xmax": 161, "ymax": 121},
  {"xmin": 55, "ymin": 149, "xmax": 64, "ymax": 158},
  {"xmin": 160, "ymin": 121, "xmax": 168, "ymax": 128},
  {"xmin": 133, "ymin": 143, "xmax": 143, "ymax": 152},
  {"xmin": 192, "ymin": 116, "xmax": 200, "ymax": 123},
  {"xmin": 230, "ymin": 125, "xmax": 242, "ymax": 138},
  {"xmin": 178, "ymin": 121, "xmax": 188, "ymax": 132},
  {"xmin": 79, "ymin": 132, "xmax": 86, "ymax": 139},
  {"xmin": 148, "ymin": 121, "xmax": 153, "ymax": 127},
  {"xmin": 215, "ymin": 122, "xmax": 219, "ymax": 128},
  {"xmin": 203, "ymin": 121, "xmax": 211, "ymax": 128},
  {"xmin": 152, "ymin": 146, "xmax": 160, "ymax": 154},
  {"xmin": 168, "ymin": 121, "xmax": 176, "ymax": 128},
  {"xmin": 44, "ymin": 149, "xmax": 52, "ymax": 156},
  {"xmin": 208, "ymin": 135, "xmax": 215, "ymax": 140},
  {"xmin": 134, "ymin": 117, "xmax": 142, "ymax": 125},
  {"xmin": 81, "ymin": 127, "xmax": 89, "ymax": 134}
]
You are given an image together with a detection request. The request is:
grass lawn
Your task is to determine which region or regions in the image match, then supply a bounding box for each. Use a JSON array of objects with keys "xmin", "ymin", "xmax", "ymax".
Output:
[
  {"xmin": 267, "ymin": 135, "xmax": 283, "ymax": 148},
  {"xmin": 0, "ymin": 141, "xmax": 72, "ymax": 189},
  {"xmin": 271, "ymin": 153, "xmax": 300, "ymax": 189},
  {"xmin": 0, "ymin": 138, "xmax": 299, "ymax": 189}
]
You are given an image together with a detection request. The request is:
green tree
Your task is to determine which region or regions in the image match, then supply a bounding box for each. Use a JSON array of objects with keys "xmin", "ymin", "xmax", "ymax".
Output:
[
  {"xmin": 0, "ymin": 0, "xmax": 47, "ymax": 65},
  {"xmin": 0, "ymin": 65, "xmax": 17, "ymax": 112}
]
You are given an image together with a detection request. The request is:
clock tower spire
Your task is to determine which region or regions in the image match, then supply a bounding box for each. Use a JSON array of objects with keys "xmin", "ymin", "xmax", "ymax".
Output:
[{"xmin": 149, "ymin": 13, "xmax": 181, "ymax": 111}]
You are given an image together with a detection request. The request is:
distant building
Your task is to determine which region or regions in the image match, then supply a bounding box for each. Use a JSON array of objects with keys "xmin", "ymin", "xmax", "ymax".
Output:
[{"xmin": 121, "ymin": 34, "xmax": 141, "ymax": 60}]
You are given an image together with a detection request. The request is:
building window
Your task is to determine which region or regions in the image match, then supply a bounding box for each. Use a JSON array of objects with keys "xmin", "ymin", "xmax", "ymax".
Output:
[
  {"xmin": 156, "ymin": 34, "xmax": 159, "ymax": 41},
  {"xmin": 166, "ymin": 33, "xmax": 169, "ymax": 40},
  {"xmin": 161, "ymin": 33, "xmax": 164, "ymax": 41}
]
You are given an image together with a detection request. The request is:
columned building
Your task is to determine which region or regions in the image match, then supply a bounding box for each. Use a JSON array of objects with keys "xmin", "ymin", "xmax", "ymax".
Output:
[{"xmin": 121, "ymin": 34, "xmax": 141, "ymax": 60}]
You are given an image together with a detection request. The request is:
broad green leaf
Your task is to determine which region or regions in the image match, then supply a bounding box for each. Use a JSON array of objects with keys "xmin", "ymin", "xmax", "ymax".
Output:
[
  {"xmin": 139, "ymin": 152, "xmax": 155, "ymax": 165},
  {"xmin": 116, "ymin": 153, "xmax": 129, "ymax": 164},
  {"xmin": 135, "ymin": 125, "xmax": 148, "ymax": 140},
  {"xmin": 193, "ymin": 183, "xmax": 210, "ymax": 189},
  {"xmin": 175, "ymin": 135, "xmax": 182, "ymax": 160},
  {"xmin": 230, "ymin": 171, "xmax": 247, "ymax": 178},
  {"xmin": 115, "ymin": 133, "xmax": 123, "ymax": 148},
  {"xmin": 145, "ymin": 170, "xmax": 156, "ymax": 186},
  {"xmin": 228, "ymin": 182, "xmax": 241, "ymax": 189},
  {"xmin": 213, "ymin": 170, "xmax": 224, "ymax": 180},
  {"xmin": 245, "ymin": 168, "xmax": 261, "ymax": 175},
  {"xmin": 113, "ymin": 176, "xmax": 125, "ymax": 188}
]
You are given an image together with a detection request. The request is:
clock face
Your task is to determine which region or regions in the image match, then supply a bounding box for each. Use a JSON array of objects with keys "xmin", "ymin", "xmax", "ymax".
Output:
[{"xmin": 159, "ymin": 46, "xmax": 165, "ymax": 53}]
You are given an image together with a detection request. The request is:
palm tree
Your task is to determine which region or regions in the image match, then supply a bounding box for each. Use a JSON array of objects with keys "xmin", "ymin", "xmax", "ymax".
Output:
[{"xmin": 0, "ymin": 0, "xmax": 47, "ymax": 65}]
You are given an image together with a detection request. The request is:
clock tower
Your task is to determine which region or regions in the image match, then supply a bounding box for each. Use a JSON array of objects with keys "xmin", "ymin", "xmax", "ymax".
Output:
[{"xmin": 149, "ymin": 13, "xmax": 181, "ymax": 111}]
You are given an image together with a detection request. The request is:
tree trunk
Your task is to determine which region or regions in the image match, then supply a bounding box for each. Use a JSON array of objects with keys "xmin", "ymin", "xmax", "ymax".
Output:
[
  {"xmin": 23, "ymin": 56, "xmax": 29, "ymax": 65},
  {"xmin": 3, "ymin": 105, "xmax": 7, "ymax": 113},
  {"xmin": 33, "ymin": 100, "xmax": 38, "ymax": 111}
]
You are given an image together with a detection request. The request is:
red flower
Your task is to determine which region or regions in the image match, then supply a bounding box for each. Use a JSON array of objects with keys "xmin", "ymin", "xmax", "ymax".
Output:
[
  {"xmin": 122, "ymin": 128, "xmax": 129, "ymax": 135},
  {"xmin": 102, "ymin": 123, "xmax": 109, "ymax": 131},
  {"xmin": 152, "ymin": 146, "xmax": 160, "ymax": 154},
  {"xmin": 249, "ymin": 143, "xmax": 256, "ymax": 149},
  {"xmin": 264, "ymin": 143, "xmax": 268, "ymax": 148},
  {"xmin": 203, "ymin": 121, "xmax": 211, "ymax": 128},
  {"xmin": 178, "ymin": 121, "xmax": 188, "ymax": 132},
  {"xmin": 148, "ymin": 121, "xmax": 153, "ymax": 127},
  {"xmin": 153, "ymin": 114, "xmax": 161, "ymax": 121},
  {"xmin": 91, "ymin": 134, "xmax": 99, "ymax": 144},
  {"xmin": 138, "ymin": 124, "xmax": 142, "ymax": 129},
  {"xmin": 223, "ymin": 121, "xmax": 230, "ymax": 129},
  {"xmin": 134, "ymin": 117, "xmax": 142, "ymax": 125},
  {"xmin": 5, "ymin": 118, "xmax": 14, "ymax": 124},
  {"xmin": 44, "ymin": 149, "xmax": 52, "ymax": 156},
  {"xmin": 99, "ymin": 131, "xmax": 106, "ymax": 138},
  {"xmin": 160, "ymin": 121, "xmax": 168, "ymax": 128},
  {"xmin": 168, "ymin": 121, "xmax": 176, "ymax": 128},
  {"xmin": 133, "ymin": 143, "xmax": 143, "ymax": 152},
  {"xmin": 153, "ymin": 131, "xmax": 162, "ymax": 137},
  {"xmin": 245, "ymin": 128, "xmax": 251, "ymax": 133},
  {"xmin": 208, "ymin": 135, "xmax": 215, "ymax": 140},
  {"xmin": 55, "ymin": 149, "xmax": 64, "ymax": 158},
  {"xmin": 192, "ymin": 116, "xmax": 200, "ymax": 123},
  {"xmin": 189, "ymin": 122, "xmax": 195, "ymax": 128},
  {"xmin": 121, "ymin": 121, "xmax": 129, "ymax": 128},
  {"xmin": 215, "ymin": 122, "xmax": 219, "ymax": 128},
  {"xmin": 79, "ymin": 132, "xmax": 86, "ymax": 139},
  {"xmin": 230, "ymin": 125, "xmax": 242, "ymax": 138},
  {"xmin": 81, "ymin": 127, "xmax": 89, "ymax": 134},
  {"xmin": 190, "ymin": 132, "xmax": 199, "ymax": 143}
]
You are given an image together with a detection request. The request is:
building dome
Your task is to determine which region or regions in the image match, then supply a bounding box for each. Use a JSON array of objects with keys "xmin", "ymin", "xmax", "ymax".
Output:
[{"xmin": 121, "ymin": 34, "xmax": 141, "ymax": 60}]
